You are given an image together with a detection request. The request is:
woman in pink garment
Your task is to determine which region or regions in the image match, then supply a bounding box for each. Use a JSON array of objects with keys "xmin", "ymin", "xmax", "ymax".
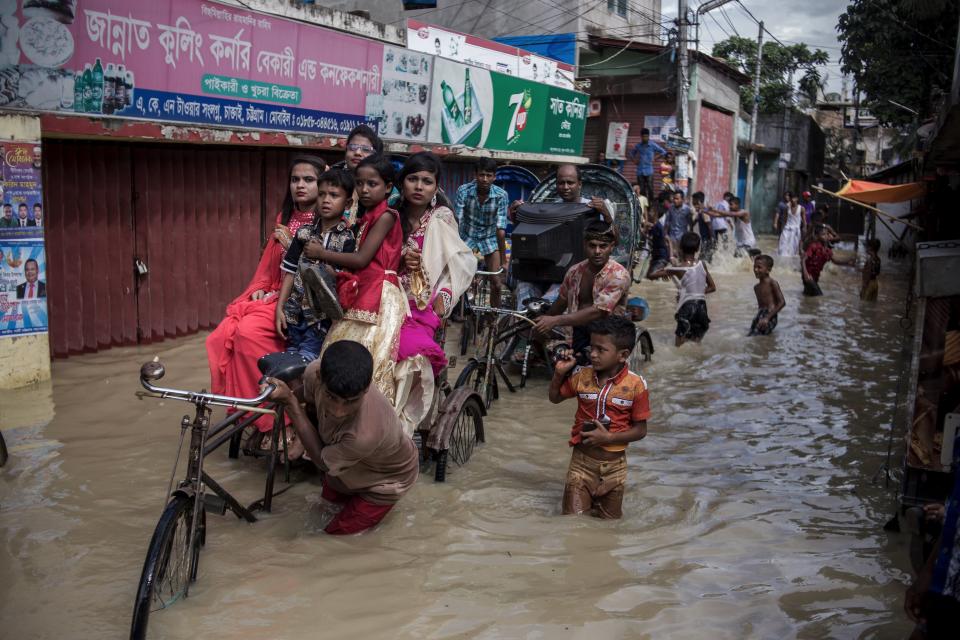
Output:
[
  {"xmin": 393, "ymin": 152, "xmax": 476, "ymax": 434},
  {"xmin": 206, "ymin": 155, "xmax": 326, "ymax": 436}
]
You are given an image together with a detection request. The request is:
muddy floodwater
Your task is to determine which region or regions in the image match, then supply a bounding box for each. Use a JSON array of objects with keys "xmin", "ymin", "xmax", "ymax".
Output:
[{"xmin": 1, "ymin": 243, "xmax": 917, "ymax": 639}]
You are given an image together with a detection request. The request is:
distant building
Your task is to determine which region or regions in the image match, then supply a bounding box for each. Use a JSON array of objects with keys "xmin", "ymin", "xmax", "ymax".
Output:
[{"xmin": 325, "ymin": 0, "xmax": 665, "ymax": 61}]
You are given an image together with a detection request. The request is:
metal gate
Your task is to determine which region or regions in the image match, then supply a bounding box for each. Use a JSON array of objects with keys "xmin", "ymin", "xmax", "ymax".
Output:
[{"xmin": 42, "ymin": 140, "xmax": 309, "ymax": 357}]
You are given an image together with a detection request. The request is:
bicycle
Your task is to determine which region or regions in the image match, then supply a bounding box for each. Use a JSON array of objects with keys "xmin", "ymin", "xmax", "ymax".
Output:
[
  {"xmin": 455, "ymin": 270, "xmax": 566, "ymax": 408},
  {"xmin": 129, "ymin": 358, "xmax": 296, "ymax": 640}
]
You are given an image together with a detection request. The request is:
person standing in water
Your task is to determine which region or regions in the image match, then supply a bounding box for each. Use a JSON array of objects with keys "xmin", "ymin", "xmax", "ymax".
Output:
[
  {"xmin": 650, "ymin": 232, "xmax": 716, "ymax": 347},
  {"xmin": 549, "ymin": 315, "xmax": 650, "ymax": 519},
  {"xmin": 777, "ymin": 193, "xmax": 805, "ymax": 257},
  {"xmin": 860, "ymin": 238, "xmax": 881, "ymax": 301},
  {"xmin": 749, "ymin": 255, "xmax": 785, "ymax": 336}
]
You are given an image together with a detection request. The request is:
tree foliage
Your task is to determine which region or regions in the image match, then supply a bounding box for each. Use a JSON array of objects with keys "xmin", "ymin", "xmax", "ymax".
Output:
[
  {"xmin": 712, "ymin": 37, "xmax": 829, "ymax": 115},
  {"xmin": 838, "ymin": 0, "xmax": 958, "ymax": 126}
]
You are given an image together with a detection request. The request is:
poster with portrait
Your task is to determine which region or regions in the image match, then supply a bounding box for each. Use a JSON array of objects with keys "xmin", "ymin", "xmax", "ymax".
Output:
[
  {"xmin": 0, "ymin": 240, "xmax": 48, "ymax": 336},
  {"xmin": 0, "ymin": 141, "xmax": 44, "ymax": 238}
]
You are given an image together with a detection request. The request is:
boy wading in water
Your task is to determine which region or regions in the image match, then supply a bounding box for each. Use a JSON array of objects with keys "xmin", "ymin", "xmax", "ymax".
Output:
[
  {"xmin": 860, "ymin": 238, "xmax": 881, "ymax": 301},
  {"xmin": 750, "ymin": 254, "xmax": 785, "ymax": 336},
  {"xmin": 549, "ymin": 316, "xmax": 651, "ymax": 519},
  {"xmin": 650, "ymin": 232, "xmax": 716, "ymax": 347}
]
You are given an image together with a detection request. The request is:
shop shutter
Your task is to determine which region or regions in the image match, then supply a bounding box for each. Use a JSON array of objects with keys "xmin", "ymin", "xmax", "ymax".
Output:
[
  {"xmin": 697, "ymin": 105, "xmax": 734, "ymax": 204},
  {"xmin": 131, "ymin": 145, "xmax": 263, "ymax": 344},
  {"xmin": 43, "ymin": 140, "xmax": 138, "ymax": 356}
]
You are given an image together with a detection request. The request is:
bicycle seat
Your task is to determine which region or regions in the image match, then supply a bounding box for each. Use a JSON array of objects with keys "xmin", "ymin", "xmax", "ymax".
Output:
[{"xmin": 257, "ymin": 351, "xmax": 312, "ymax": 383}]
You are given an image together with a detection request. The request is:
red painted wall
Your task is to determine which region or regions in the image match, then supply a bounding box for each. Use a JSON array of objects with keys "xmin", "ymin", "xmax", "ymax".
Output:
[{"xmin": 696, "ymin": 106, "xmax": 734, "ymax": 204}]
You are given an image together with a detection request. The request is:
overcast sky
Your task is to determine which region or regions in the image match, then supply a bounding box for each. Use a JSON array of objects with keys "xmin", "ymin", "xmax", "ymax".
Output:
[{"xmin": 661, "ymin": 0, "xmax": 848, "ymax": 94}]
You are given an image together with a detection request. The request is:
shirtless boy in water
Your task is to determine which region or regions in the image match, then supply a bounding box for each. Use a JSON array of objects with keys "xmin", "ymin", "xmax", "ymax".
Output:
[{"xmin": 750, "ymin": 254, "xmax": 785, "ymax": 336}]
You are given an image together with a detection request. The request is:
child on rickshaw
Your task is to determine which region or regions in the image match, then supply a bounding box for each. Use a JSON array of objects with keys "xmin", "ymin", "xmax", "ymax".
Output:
[{"xmin": 301, "ymin": 155, "xmax": 406, "ymax": 403}]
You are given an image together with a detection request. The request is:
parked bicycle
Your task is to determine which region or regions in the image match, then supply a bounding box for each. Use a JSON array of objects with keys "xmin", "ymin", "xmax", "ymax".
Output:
[
  {"xmin": 129, "ymin": 359, "xmax": 290, "ymax": 640},
  {"xmin": 455, "ymin": 270, "xmax": 566, "ymax": 408}
]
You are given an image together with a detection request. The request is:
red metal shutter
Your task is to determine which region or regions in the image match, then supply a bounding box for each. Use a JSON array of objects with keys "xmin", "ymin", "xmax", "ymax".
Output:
[
  {"xmin": 43, "ymin": 140, "xmax": 137, "ymax": 356},
  {"xmin": 696, "ymin": 105, "xmax": 734, "ymax": 204},
  {"xmin": 132, "ymin": 145, "xmax": 264, "ymax": 344},
  {"xmin": 598, "ymin": 95, "xmax": 674, "ymax": 190}
]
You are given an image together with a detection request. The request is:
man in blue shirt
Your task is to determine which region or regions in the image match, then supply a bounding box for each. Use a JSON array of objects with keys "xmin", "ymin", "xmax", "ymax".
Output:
[
  {"xmin": 663, "ymin": 190, "xmax": 693, "ymax": 256},
  {"xmin": 628, "ymin": 128, "xmax": 667, "ymax": 201},
  {"xmin": 455, "ymin": 158, "xmax": 509, "ymax": 306}
]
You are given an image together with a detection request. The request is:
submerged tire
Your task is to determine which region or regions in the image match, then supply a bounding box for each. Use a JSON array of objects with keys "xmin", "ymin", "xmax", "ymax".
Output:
[
  {"xmin": 0, "ymin": 431, "xmax": 7, "ymax": 467},
  {"xmin": 130, "ymin": 494, "xmax": 198, "ymax": 640}
]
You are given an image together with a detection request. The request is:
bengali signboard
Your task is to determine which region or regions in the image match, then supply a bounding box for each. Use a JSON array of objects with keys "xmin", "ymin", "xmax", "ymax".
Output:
[
  {"xmin": 0, "ymin": 0, "xmax": 384, "ymax": 135},
  {"xmin": 428, "ymin": 57, "xmax": 586, "ymax": 156},
  {"xmin": 0, "ymin": 141, "xmax": 46, "ymax": 337},
  {"xmin": 407, "ymin": 19, "xmax": 575, "ymax": 90}
]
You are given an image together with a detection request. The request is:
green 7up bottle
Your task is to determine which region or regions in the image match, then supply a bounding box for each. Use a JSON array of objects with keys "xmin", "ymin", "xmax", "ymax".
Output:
[{"xmin": 441, "ymin": 80, "xmax": 463, "ymax": 127}]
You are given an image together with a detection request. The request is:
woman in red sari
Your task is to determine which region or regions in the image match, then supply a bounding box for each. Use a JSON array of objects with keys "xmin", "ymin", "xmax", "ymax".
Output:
[{"xmin": 206, "ymin": 155, "xmax": 327, "ymax": 433}]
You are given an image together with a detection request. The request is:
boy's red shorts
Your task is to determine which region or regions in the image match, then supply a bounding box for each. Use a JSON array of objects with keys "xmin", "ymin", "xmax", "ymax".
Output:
[{"xmin": 321, "ymin": 482, "xmax": 394, "ymax": 535}]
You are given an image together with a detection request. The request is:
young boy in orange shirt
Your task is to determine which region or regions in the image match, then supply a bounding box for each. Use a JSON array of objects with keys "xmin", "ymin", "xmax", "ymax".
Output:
[{"xmin": 548, "ymin": 315, "xmax": 651, "ymax": 519}]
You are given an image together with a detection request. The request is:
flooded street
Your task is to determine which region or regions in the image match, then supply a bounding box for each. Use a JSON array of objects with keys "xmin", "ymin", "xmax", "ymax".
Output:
[{"xmin": 1, "ymin": 243, "xmax": 916, "ymax": 639}]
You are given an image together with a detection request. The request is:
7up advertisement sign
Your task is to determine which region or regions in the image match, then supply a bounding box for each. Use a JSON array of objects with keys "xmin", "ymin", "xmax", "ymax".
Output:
[{"xmin": 429, "ymin": 58, "xmax": 586, "ymax": 156}]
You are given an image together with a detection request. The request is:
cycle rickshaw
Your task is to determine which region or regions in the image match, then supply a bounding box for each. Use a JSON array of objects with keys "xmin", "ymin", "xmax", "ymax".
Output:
[
  {"xmin": 130, "ymin": 329, "xmax": 485, "ymax": 638},
  {"xmin": 454, "ymin": 164, "xmax": 653, "ymax": 407}
]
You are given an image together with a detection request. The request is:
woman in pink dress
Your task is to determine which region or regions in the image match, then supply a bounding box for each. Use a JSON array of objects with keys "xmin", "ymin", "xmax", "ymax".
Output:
[
  {"xmin": 393, "ymin": 152, "xmax": 476, "ymax": 434},
  {"xmin": 206, "ymin": 155, "xmax": 326, "ymax": 433}
]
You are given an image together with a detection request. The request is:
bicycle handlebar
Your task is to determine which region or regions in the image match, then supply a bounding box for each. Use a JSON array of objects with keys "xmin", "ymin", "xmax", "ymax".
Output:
[
  {"xmin": 136, "ymin": 360, "xmax": 277, "ymax": 416},
  {"xmin": 475, "ymin": 268, "xmax": 505, "ymax": 277}
]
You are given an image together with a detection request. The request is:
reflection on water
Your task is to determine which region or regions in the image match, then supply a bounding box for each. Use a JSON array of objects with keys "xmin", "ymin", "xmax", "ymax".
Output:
[{"xmin": 1, "ymin": 242, "xmax": 916, "ymax": 638}]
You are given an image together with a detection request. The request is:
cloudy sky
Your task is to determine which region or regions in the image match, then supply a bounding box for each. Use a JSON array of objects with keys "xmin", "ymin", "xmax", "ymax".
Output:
[{"xmin": 661, "ymin": 0, "xmax": 849, "ymax": 94}]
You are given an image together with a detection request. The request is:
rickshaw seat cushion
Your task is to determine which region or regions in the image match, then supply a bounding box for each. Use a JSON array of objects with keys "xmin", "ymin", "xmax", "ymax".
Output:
[{"xmin": 257, "ymin": 351, "xmax": 312, "ymax": 383}]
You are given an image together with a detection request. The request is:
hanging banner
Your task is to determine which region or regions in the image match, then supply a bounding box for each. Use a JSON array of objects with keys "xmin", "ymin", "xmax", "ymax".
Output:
[
  {"xmin": 428, "ymin": 57, "xmax": 586, "ymax": 156},
  {"xmin": 407, "ymin": 19, "xmax": 575, "ymax": 90},
  {"xmin": 605, "ymin": 122, "xmax": 629, "ymax": 160},
  {"xmin": 0, "ymin": 0, "xmax": 384, "ymax": 136}
]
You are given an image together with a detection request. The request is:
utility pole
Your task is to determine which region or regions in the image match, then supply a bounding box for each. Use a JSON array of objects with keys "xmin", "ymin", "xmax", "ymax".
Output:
[
  {"xmin": 676, "ymin": 0, "xmax": 690, "ymax": 193},
  {"xmin": 677, "ymin": 0, "xmax": 689, "ymax": 139},
  {"xmin": 744, "ymin": 20, "xmax": 763, "ymax": 214},
  {"xmin": 777, "ymin": 69, "xmax": 793, "ymax": 198}
]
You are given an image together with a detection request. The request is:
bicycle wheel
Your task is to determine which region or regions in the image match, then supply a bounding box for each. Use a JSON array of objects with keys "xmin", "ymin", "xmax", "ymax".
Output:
[
  {"xmin": 454, "ymin": 360, "xmax": 497, "ymax": 409},
  {"xmin": 130, "ymin": 494, "xmax": 200, "ymax": 640},
  {"xmin": 448, "ymin": 396, "xmax": 485, "ymax": 467}
]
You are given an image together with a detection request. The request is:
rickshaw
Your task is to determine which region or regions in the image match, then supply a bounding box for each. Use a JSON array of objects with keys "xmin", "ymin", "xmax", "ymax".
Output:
[
  {"xmin": 454, "ymin": 164, "xmax": 653, "ymax": 406},
  {"xmin": 129, "ymin": 333, "xmax": 485, "ymax": 638}
]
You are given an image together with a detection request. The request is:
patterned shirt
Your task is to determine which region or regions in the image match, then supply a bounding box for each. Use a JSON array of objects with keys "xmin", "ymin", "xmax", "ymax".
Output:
[
  {"xmin": 559, "ymin": 364, "xmax": 651, "ymax": 452},
  {"xmin": 559, "ymin": 259, "xmax": 631, "ymax": 316},
  {"xmin": 281, "ymin": 220, "xmax": 355, "ymax": 325},
  {"xmin": 454, "ymin": 181, "xmax": 509, "ymax": 256}
]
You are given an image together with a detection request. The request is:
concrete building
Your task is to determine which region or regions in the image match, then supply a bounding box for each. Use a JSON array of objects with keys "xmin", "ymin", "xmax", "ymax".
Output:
[
  {"xmin": 741, "ymin": 111, "xmax": 826, "ymax": 232},
  {"xmin": 324, "ymin": 0, "xmax": 665, "ymax": 60},
  {"xmin": 579, "ymin": 37, "xmax": 748, "ymax": 208}
]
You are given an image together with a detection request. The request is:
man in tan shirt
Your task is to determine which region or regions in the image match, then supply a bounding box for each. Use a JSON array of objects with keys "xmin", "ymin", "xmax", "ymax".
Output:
[{"xmin": 265, "ymin": 340, "xmax": 418, "ymax": 534}]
